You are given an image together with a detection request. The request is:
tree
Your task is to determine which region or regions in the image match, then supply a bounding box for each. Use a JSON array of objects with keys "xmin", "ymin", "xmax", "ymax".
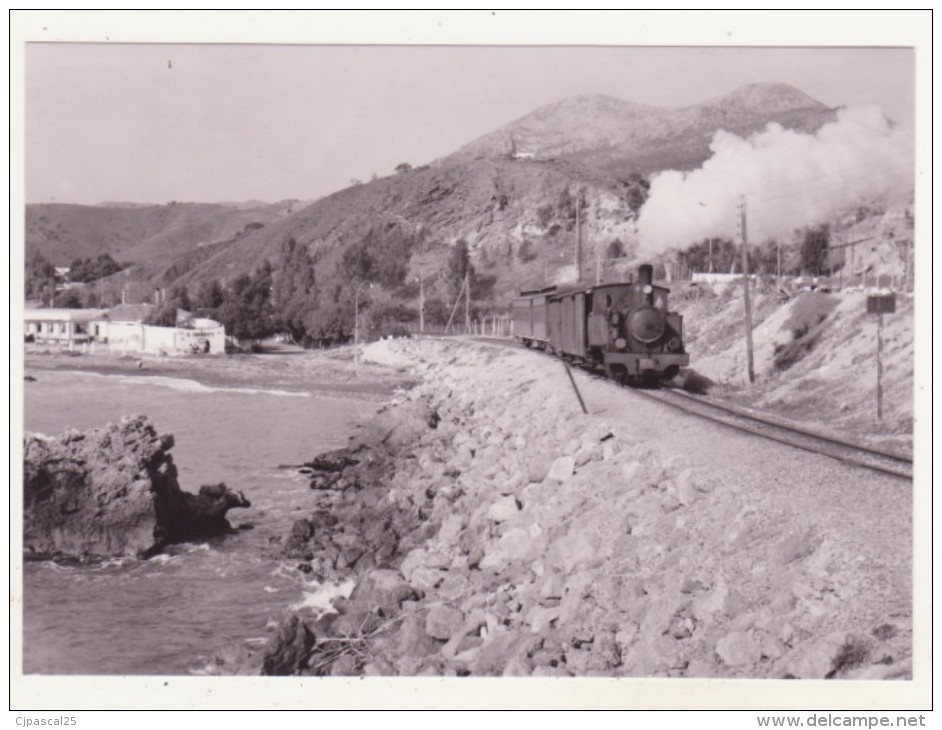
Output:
[
  {"xmin": 25, "ymin": 252, "xmax": 57, "ymax": 302},
  {"xmin": 622, "ymin": 173, "xmax": 650, "ymax": 216},
  {"xmin": 272, "ymin": 238, "xmax": 317, "ymax": 342},
  {"xmin": 422, "ymin": 297, "xmax": 449, "ymax": 327},
  {"xmin": 605, "ymin": 238, "xmax": 627, "ymax": 259},
  {"xmin": 52, "ymin": 289, "xmax": 83, "ymax": 308},
  {"xmin": 800, "ymin": 224, "xmax": 830, "ymax": 276},
  {"xmin": 193, "ymin": 279, "xmax": 225, "ymax": 313},
  {"xmin": 676, "ymin": 237, "xmax": 739, "ymax": 275},
  {"xmin": 168, "ymin": 283, "xmax": 191, "ymax": 311},
  {"xmin": 68, "ymin": 252, "xmax": 124, "ymax": 283},
  {"xmin": 446, "ymin": 239, "xmax": 476, "ymax": 302},
  {"xmin": 215, "ymin": 263, "xmax": 276, "ymax": 342},
  {"xmin": 517, "ymin": 239, "xmax": 537, "ymax": 263},
  {"xmin": 145, "ymin": 284, "xmax": 191, "ymax": 327},
  {"xmin": 395, "ymin": 162, "xmax": 412, "ymax": 174},
  {"xmin": 145, "ymin": 303, "xmax": 179, "ymax": 327},
  {"xmin": 303, "ymin": 282, "xmax": 353, "ymax": 345},
  {"xmin": 341, "ymin": 223, "xmax": 412, "ymax": 288}
]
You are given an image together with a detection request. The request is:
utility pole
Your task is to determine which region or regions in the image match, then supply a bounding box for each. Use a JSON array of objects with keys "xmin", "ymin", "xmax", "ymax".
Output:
[
  {"xmin": 418, "ymin": 268, "xmax": 425, "ymax": 333},
  {"xmin": 907, "ymin": 238, "xmax": 914, "ymax": 292},
  {"xmin": 739, "ymin": 195, "xmax": 756, "ymax": 385},
  {"xmin": 464, "ymin": 270, "xmax": 470, "ymax": 334},
  {"xmin": 876, "ymin": 311, "xmax": 884, "ymax": 421},
  {"xmin": 575, "ymin": 195, "xmax": 582, "ymax": 283}
]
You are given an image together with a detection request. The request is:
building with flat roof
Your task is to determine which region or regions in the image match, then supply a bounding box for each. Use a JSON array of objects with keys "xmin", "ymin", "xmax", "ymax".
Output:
[{"xmin": 24, "ymin": 308, "xmax": 107, "ymax": 346}]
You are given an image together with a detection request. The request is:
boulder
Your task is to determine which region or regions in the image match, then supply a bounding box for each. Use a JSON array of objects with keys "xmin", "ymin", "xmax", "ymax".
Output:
[
  {"xmin": 549, "ymin": 529, "xmax": 601, "ymax": 574},
  {"xmin": 545, "ymin": 456, "xmax": 576, "ymax": 483},
  {"xmin": 23, "ymin": 415, "xmax": 250, "ymax": 559},
  {"xmin": 479, "ymin": 527, "xmax": 534, "ymax": 570},
  {"xmin": 487, "ymin": 495, "xmax": 520, "ymax": 523},
  {"xmin": 161, "ymin": 482, "xmax": 251, "ymax": 543},
  {"xmin": 399, "ymin": 548, "xmax": 428, "ymax": 582},
  {"xmin": 425, "ymin": 605, "xmax": 466, "ymax": 641},
  {"xmin": 396, "ymin": 610, "xmax": 441, "ymax": 659},
  {"xmin": 349, "ymin": 400, "xmax": 439, "ymax": 451},
  {"xmin": 261, "ymin": 614, "xmax": 315, "ymax": 676},
  {"xmin": 304, "ymin": 449, "xmax": 358, "ymax": 473},
  {"xmin": 784, "ymin": 632, "xmax": 865, "ymax": 679},
  {"xmin": 350, "ymin": 569, "xmax": 417, "ymax": 612},
  {"xmin": 715, "ymin": 631, "xmax": 762, "ymax": 667}
]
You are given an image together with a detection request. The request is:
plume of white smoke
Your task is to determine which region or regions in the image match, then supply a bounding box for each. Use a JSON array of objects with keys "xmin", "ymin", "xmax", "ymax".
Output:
[{"xmin": 636, "ymin": 106, "xmax": 914, "ymax": 255}]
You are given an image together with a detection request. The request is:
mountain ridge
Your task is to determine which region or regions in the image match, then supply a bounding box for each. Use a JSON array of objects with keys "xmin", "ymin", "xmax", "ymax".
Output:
[{"xmin": 446, "ymin": 82, "xmax": 835, "ymax": 174}]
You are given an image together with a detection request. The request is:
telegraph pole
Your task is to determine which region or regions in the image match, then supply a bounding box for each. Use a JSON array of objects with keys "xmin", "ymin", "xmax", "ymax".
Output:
[
  {"xmin": 575, "ymin": 197, "xmax": 583, "ymax": 283},
  {"xmin": 418, "ymin": 268, "xmax": 425, "ymax": 333},
  {"xmin": 464, "ymin": 270, "xmax": 470, "ymax": 334},
  {"xmin": 739, "ymin": 196, "xmax": 756, "ymax": 384}
]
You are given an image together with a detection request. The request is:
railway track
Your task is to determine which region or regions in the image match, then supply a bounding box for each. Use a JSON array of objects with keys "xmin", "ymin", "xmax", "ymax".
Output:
[
  {"xmin": 464, "ymin": 336, "xmax": 913, "ymax": 481},
  {"xmin": 632, "ymin": 387, "xmax": 913, "ymax": 482}
]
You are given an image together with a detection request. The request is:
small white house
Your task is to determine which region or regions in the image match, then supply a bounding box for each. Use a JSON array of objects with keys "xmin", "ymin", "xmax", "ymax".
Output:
[{"xmin": 24, "ymin": 308, "xmax": 107, "ymax": 346}]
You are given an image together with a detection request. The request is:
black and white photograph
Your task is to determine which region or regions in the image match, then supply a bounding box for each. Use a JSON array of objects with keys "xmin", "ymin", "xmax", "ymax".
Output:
[{"xmin": 11, "ymin": 10, "xmax": 930, "ymax": 714}]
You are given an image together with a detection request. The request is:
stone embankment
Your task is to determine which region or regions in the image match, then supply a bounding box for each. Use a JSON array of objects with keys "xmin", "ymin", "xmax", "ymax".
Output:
[
  {"xmin": 23, "ymin": 415, "xmax": 250, "ymax": 560},
  {"xmin": 241, "ymin": 339, "xmax": 910, "ymax": 679}
]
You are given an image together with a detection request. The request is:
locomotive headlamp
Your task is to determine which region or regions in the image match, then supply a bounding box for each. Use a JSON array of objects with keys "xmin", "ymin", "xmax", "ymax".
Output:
[
  {"xmin": 615, "ymin": 337, "xmax": 628, "ymax": 350},
  {"xmin": 643, "ymin": 284, "xmax": 653, "ymax": 295},
  {"xmin": 667, "ymin": 337, "xmax": 681, "ymax": 352}
]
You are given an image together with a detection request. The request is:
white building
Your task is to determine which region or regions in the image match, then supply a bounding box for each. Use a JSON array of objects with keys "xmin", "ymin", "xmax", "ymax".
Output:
[
  {"xmin": 25, "ymin": 304, "xmax": 226, "ymax": 355},
  {"xmin": 24, "ymin": 308, "xmax": 107, "ymax": 346},
  {"xmin": 94, "ymin": 305, "xmax": 226, "ymax": 355}
]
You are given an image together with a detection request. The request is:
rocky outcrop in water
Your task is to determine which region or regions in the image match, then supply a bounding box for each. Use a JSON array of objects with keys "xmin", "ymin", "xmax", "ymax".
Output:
[{"xmin": 23, "ymin": 414, "xmax": 250, "ymax": 560}]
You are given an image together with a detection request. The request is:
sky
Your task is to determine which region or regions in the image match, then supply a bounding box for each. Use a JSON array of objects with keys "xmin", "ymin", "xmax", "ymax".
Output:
[{"xmin": 21, "ymin": 14, "xmax": 919, "ymax": 206}]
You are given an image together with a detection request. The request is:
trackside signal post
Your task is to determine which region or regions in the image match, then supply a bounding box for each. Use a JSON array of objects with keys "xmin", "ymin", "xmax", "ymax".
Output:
[{"xmin": 867, "ymin": 292, "xmax": 896, "ymax": 422}]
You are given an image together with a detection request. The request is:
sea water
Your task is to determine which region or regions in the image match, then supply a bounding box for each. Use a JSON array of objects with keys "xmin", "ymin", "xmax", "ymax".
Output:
[{"xmin": 20, "ymin": 368, "xmax": 383, "ymax": 675}]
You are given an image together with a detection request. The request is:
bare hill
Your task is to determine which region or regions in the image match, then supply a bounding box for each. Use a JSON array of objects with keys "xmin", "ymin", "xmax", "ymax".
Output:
[
  {"xmin": 25, "ymin": 200, "xmax": 301, "ymax": 268},
  {"xmin": 446, "ymin": 83, "xmax": 836, "ymax": 174}
]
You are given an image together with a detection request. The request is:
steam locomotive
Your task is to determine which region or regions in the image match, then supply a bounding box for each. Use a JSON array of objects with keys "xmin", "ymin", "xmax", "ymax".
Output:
[{"xmin": 511, "ymin": 264, "xmax": 688, "ymax": 384}]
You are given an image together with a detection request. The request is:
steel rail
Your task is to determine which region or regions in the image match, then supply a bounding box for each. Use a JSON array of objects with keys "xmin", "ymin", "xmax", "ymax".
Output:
[
  {"xmin": 634, "ymin": 388, "xmax": 912, "ymax": 482},
  {"xmin": 664, "ymin": 388, "xmax": 912, "ymax": 464}
]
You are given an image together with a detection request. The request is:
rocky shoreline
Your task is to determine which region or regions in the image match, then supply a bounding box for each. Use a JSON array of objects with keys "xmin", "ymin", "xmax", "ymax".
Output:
[{"xmin": 213, "ymin": 338, "xmax": 911, "ymax": 679}]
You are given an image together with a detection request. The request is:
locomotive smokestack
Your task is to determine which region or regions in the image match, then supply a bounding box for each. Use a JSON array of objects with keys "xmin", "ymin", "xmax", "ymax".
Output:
[
  {"xmin": 639, "ymin": 264, "xmax": 654, "ymax": 304},
  {"xmin": 639, "ymin": 264, "xmax": 653, "ymax": 287}
]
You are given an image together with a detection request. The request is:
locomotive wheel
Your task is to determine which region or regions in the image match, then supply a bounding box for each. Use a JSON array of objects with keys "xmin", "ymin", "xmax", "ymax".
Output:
[
  {"xmin": 640, "ymin": 373, "xmax": 660, "ymax": 388},
  {"xmin": 606, "ymin": 364, "xmax": 628, "ymax": 384},
  {"xmin": 662, "ymin": 365, "xmax": 680, "ymax": 381}
]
